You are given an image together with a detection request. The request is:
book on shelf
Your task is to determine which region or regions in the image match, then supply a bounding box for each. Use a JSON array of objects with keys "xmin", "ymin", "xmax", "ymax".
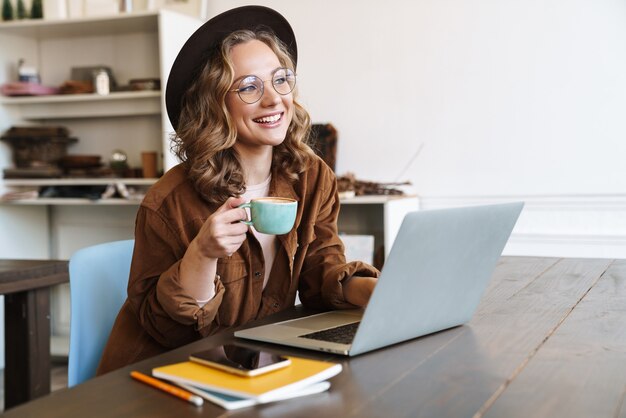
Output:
[{"xmin": 152, "ymin": 356, "xmax": 342, "ymax": 403}]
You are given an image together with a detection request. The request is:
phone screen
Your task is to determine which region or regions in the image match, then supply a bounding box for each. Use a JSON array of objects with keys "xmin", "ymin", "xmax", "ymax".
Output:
[{"xmin": 190, "ymin": 345, "xmax": 290, "ymax": 376}]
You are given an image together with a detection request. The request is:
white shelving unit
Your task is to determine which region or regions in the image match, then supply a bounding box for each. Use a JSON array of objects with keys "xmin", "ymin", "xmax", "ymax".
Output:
[
  {"xmin": 0, "ymin": 91, "xmax": 162, "ymax": 119},
  {"xmin": 2, "ymin": 179, "xmax": 157, "ymax": 204},
  {"xmin": 3, "ymin": 178, "xmax": 157, "ymax": 186},
  {"xmin": 0, "ymin": 10, "xmax": 159, "ymax": 38},
  {"xmin": 0, "ymin": 10, "xmax": 203, "ymax": 252},
  {"xmin": 339, "ymin": 195, "xmax": 419, "ymax": 266},
  {"xmin": 0, "ymin": 11, "xmax": 204, "ymax": 363}
]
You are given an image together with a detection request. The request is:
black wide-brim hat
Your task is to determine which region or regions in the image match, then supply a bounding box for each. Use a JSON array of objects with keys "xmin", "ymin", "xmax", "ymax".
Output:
[{"xmin": 165, "ymin": 5, "xmax": 297, "ymax": 131}]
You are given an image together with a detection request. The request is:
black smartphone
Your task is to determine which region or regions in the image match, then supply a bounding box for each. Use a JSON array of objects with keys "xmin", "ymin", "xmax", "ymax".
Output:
[{"xmin": 189, "ymin": 344, "xmax": 291, "ymax": 377}]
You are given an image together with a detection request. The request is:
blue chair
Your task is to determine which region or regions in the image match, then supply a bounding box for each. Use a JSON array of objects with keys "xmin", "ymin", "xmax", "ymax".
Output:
[{"xmin": 67, "ymin": 239, "xmax": 134, "ymax": 387}]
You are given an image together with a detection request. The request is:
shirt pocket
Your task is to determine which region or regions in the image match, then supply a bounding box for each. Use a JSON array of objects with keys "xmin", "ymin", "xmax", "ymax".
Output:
[
  {"xmin": 216, "ymin": 255, "xmax": 247, "ymax": 284},
  {"xmin": 215, "ymin": 258, "xmax": 248, "ymax": 326}
]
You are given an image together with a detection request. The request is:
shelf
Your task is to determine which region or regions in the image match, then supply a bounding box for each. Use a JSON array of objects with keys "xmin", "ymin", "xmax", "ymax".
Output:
[
  {"xmin": 0, "ymin": 11, "xmax": 159, "ymax": 39},
  {"xmin": 0, "ymin": 91, "xmax": 160, "ymax": 104},
  {"xmin": 1, "ymin": 193, "xmax": 419, "ymax": 207},
  {"xmin": 1, "ymin": 198, "xmax": 142, "ymax": 205},
  {"xmin": 1, "ymin": 178, "xmax": 155, "ymax": 205},
  {"xmin": 340, "ymin": 195, "xmax": 418, "ymax": 205},
  {"xmin": 0, "ymin": 91, "xmax": 162, "ymax": 119},
  {"xmin": 3, "ymin": 178, "xmax": 157, "ymax": 186}
]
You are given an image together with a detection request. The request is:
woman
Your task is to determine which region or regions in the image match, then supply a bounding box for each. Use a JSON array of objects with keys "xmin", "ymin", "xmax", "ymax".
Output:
[{"xmin": 97, "ymin": 5, "xmax": 379, "ymax": 374}]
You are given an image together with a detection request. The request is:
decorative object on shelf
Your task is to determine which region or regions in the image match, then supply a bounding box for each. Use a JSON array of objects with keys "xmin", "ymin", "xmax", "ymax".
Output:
[
  {"xmin": 128, "ymin": 78, "xmax": 161, "ymax": 91},
  {"xmin": 18, "ymin": 59, "xmax": 40, "ymax": 83},
  {"xmin": 62, "ymin": 166, "xmax": 114, "ymax": 178},
  {"xmin": 58, "ymin": 80, "xmax": 93, "ymax": 94},
  {"xmin": 309, "ymin": 123, "xmax": 337, "ymax": 171},
  {"xmin": 336, "ymin": 172, "xmax": 411, "ymax": 196},
  {"xmin": 3, "ymin": 125, "xmax": 70, "ymax": 139},
  {"xmin": 93, "ymin": 68, "xmax": 110, "ymax": 95},
  {"xmin": 2, "ymin": 0, "xmax": 14, "ymax": 21},
  {"xmin": 146, "ymin": 0, "xmax": 207, "ymax": 19},
  {"xmin": 30, "ymin": 0, "xmax": 43, "ymax": 18},
  {"xmin": 16, "ymin": 0, "xmax": 27, "ymax": 19},
  {"xmin": 59, "ymin": 155, "xmax": 102, "ymax": 170},
  {"xmin": 114, "ymin": 182, "xmax": 147, "ymax": 200},
  {"xmin": 0, "ymin": 189, "xmax": 39, "ymax": 202},
  {"xmin": 1, "ymin": 126, "xmax": 78, "ymax": 178},
  {"xmin": 3, "ymin": 166, "xmax": 63, "ymax": 178},
  {"xmin": 0, "ymin": 82, "xmax": 59, "ymax": 96},
  {"xmin": 0, "ymin": 60, "xmax": 58, "ymax": 97},
  {"xmin": 39, "ymin": 185, "xmax": 108, "ymax": 199},
  {"xmin": 69, "ymin": 65, "xmax": 117, "ymax": 93},
  {"xmin": 141, "ymin": 151, "xmax": 157, "ymax": 178},
  {"xmin": 103, "ymin": 78, "xmax": 161, "ymax": 92},
  {"xmin": 119, "ymin": 0, "xmax": 132, "ymax": 13},
  {"xmin": 110, "ymin": 149, "xmax": 129, "ymax": 176}
]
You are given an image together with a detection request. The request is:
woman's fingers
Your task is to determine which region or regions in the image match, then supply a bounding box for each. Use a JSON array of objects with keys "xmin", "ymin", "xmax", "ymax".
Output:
[
  {"xmin": 210, "ymin": 210, "xmax": 249, "ymax": 236},
  {"xmin": 218, "ymin": 207, "xmax": 249, "ymax": 224},
  {"xmin": 195, "ymin": 196, "xmax": 250, "ymax": 258},
  {"xmin": 213, "ymin": 196, "xmax": 249, "ymax": 225}
]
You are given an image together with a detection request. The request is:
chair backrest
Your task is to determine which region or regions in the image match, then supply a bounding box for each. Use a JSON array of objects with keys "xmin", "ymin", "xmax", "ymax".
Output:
[{"xmin": 67, "ymin": 239, "xmax": 134, "ymax": 387}]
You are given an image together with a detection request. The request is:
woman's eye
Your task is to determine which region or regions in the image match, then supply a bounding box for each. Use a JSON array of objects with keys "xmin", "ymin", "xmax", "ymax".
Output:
[
  {"xmin": 239, "ymin": 84, "xmax": 258, "ymax": 93},
  {"xmin": 274, "ymin": 77, "xmax": 286, "ymax": 85}
]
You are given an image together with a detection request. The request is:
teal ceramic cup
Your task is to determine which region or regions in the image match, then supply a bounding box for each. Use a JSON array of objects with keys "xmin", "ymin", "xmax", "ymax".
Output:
[{"xmin": 239, "ymin": 197, "xmax": 298, "ymax": 235}]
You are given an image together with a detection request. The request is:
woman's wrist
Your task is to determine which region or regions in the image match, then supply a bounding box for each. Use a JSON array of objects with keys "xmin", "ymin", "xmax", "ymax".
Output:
[
  {"xmin": 180, "ymin": 239, "xmax": 219, "ymax": 301},
  {"xmin": 188, "ymin": 238, "xmax": 216, "ymax": 261}
]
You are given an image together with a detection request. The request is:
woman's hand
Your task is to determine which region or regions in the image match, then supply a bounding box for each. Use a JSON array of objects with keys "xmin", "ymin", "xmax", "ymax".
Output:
[
  {"xmin": 342, "ymin": 276, "xmax": 378, "ymax": 307},
  {"xmin": 180, "ymin": 196, "xmax": 248, "ymax": 302},
  {"xmin": 193, "ymin": 196, "xmax": 249, "ymax": 259}
]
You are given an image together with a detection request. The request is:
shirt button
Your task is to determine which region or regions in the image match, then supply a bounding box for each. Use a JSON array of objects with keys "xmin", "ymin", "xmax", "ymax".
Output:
[{"xmin": 254, "ymin": 271, "xmax": 262, "ymax": 278}]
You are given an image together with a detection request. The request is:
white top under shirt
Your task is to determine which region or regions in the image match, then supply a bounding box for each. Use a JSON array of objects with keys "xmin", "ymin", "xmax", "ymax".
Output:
[
  {"xmin": 196, "ymin": 175, "xmax": 276, "ymax": 306},
  {"xmin": 241, "ymin": 175, "xmax": 277, "ymax": 289}
]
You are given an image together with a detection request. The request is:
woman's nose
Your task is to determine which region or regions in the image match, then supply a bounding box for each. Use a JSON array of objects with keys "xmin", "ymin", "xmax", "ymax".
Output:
[{"xmin": 261, "ymin": 83, "xmax": 281, "ymax": 106}]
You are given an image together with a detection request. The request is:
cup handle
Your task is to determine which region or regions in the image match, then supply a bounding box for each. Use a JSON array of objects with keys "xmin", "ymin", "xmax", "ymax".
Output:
[{"xmin": 238, "ymin": 202, "xmax": 253, "ymax": 226}]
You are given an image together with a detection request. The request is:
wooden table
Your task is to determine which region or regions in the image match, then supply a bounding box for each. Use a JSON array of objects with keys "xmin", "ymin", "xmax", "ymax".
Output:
[
  {"xmin": 0, "ymin": 259, "xmax": 69, "ymax": 409},
  {"xmin": 4, "ymin": 257, "xmax": 625, "ymax": 417}
]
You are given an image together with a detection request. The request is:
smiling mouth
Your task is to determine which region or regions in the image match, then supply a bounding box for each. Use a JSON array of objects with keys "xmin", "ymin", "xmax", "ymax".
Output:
[{"xmin": 253, "ymin": 113, "xmax": 283, "ymax": 124}]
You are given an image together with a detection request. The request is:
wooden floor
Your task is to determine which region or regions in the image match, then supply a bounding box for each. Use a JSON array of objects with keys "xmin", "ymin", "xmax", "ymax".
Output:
[{"xmin": 0, "ymin": 360, "xmax": 67, "ymax": 412}]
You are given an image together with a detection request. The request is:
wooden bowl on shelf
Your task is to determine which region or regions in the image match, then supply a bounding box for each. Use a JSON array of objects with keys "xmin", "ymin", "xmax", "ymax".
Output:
[{"xmin": 59, "ymin": 155, "xmax": 102, "ymax": 169}]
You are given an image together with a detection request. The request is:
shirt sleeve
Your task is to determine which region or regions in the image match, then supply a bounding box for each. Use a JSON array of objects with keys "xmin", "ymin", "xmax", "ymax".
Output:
[
  {"xmin": 126, "ymin": 207, "xmax": 226, "ymax": 348},
  {"xmin": 298, "ymin": 166, "xmax": 380, "ymax": 310}
]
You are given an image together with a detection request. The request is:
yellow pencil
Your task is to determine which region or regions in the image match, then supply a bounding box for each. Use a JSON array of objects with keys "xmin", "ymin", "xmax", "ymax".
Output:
[{"xmin": 130, "ymin": 370, "xmax": 203, "ymax": 406}]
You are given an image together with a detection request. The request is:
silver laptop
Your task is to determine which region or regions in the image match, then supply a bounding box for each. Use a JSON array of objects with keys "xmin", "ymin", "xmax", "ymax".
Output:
[{"xmin": 235, "ymin": 202, "xmax": 524, "ymax": 356}]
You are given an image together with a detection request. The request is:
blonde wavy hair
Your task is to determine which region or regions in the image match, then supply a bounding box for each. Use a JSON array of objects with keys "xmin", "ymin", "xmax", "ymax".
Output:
[{"xmin": 171, "ymin": 29, "xmax": 315, "ymax": 204}]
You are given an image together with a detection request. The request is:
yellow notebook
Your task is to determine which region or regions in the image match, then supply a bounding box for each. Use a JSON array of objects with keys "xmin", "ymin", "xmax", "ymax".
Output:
[{"xmin": 152, "ymin": 356, "xmax": 342, "ymax": 402}]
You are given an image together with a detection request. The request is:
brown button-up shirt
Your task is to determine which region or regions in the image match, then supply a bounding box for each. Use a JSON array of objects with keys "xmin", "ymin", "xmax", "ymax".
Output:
[{"xmin": 97, "ymin": 156, "xmax": 379, "ymax": 374}]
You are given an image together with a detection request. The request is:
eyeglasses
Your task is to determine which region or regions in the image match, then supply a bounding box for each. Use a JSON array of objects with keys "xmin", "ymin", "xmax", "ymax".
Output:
[{"xmin": 229, "ymin": 67, "xmax": 296, "ymax": 104}]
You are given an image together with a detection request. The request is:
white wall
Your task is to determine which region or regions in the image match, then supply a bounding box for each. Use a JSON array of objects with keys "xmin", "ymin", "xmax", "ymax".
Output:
[
  {"xmin": 208, "ymin": 0, "xmax": 626, "ymax": 258},
  {"xmin": 0, "ymin": 0, "xmax": 623, "ymax": 371}
]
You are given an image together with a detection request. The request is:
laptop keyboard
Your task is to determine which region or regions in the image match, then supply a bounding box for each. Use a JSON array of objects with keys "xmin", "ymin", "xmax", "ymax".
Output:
[{"xmin": 299, "ymin": 322, "xmax": 360, "ymax": 345}]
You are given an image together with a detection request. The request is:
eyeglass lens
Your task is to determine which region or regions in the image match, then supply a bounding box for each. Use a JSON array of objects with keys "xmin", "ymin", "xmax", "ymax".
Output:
[{"xmin": 236, "ymin": 68, "xmax": 296, "ymax": 104}]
